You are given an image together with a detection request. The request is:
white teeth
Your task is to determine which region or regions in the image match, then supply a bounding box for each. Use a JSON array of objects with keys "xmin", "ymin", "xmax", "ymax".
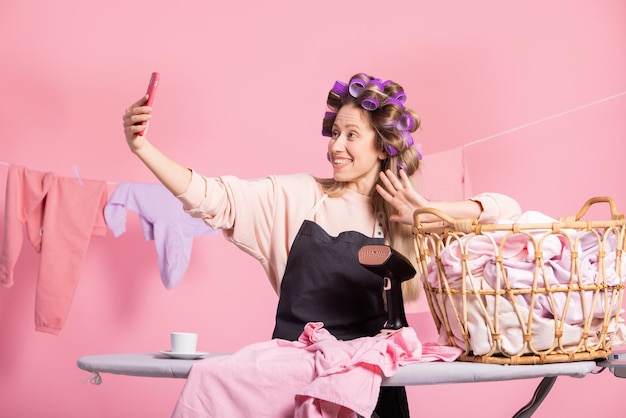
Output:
[{"xmin": 333, "ymin": 158, "xmax": 351, "ymax": 164}]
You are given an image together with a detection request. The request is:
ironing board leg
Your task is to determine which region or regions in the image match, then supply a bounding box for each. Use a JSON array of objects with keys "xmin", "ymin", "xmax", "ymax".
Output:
[{"xmin": 511, "ymin": 376, "xmax": 557, "ymax": 418}]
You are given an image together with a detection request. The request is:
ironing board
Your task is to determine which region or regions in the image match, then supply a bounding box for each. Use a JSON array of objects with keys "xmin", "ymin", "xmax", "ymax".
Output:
[
  {"xmin": 77, "ymin": 352, "xmax": 596, "ymax": 385},
  {"xmin": 77, "ymin": 352, "xmax": 602, "ymax": 418}
]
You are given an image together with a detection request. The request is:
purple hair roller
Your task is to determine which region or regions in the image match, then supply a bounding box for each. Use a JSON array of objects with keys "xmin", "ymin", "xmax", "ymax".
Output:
[
  {"xmin": 392, "ymin": 91, "xmax": 407, "ymax": 103},
  {"xmin": 400, "ymin": 131, "xmax": 414, "ymax": 147},
  {"xmin": 385, "ymin": 144, "xmax": 399, "ymax": 156},
  {"xmin": 415, "ymin": 143, "xmax": 423, "ymax": 160},
  {"xmin": 361, "ymin": 97, "xmax": 379, "ymax": 111},
  {"xmin": 349, "ymin": 78, "xmax": 367, "ymax": 97},
  {"xmin": 322, "ymin": 111, "xmax": 336, "ymax": 137},
  {"xmin": 332, "ymin": 81, "xmax": 349, "ymax": 97},
  {"xmin": 396, "ymin": 113, "xmax": 415, "ymax": 131}
]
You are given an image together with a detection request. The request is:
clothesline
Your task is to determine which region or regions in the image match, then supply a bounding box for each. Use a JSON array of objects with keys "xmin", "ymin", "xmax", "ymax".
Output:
[
  {"xmin": 0, "ymin": 161, "xmax": 117, "ymax": 185},
  {"xmin": 0, "ymin": 89, "xmax": 624, "ymax": 177},
  {"xmin": 463, "ymin": 90, "xmax": 626, "ymax": 148}
]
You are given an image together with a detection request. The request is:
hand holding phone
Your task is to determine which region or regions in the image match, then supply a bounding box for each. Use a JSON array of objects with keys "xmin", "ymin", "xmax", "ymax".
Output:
[{"xmin": 139, "ymin": 72, "xmax": 160, "ymax": 135}]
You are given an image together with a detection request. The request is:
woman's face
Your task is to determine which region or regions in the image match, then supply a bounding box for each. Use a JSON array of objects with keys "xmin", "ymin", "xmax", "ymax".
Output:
[{"xmin": 327, "ymin": 102, "xmax": 386, "ymax": 195}]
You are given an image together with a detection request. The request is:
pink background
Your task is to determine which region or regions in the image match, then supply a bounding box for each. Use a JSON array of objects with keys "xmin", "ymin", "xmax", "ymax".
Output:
[{"xmin": 1, "ymin": 1, "xmax": 625, "ymax": 417}]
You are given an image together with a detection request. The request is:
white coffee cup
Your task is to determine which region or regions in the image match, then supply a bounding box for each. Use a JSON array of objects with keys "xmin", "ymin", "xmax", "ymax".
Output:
[{"xmin": 170, "ymin": 332, "xmax": 198, "ymax": 353}]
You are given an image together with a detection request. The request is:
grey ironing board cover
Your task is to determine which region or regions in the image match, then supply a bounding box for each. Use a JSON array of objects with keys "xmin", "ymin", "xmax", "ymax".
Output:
[{"xmin": 76, "ymin": 352, "xmax": 597, "ymax": 386}]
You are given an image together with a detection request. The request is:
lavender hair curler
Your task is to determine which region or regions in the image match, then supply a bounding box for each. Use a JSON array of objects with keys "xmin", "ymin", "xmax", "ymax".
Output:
[
  {"xmin": 349, "ymin": 77, "xmax": 368, "ymax": 97},
  {"xmin": 400, "ymin": 130, "xmax": 414, "ymax": 147},
  {"xmin": 385, "ymin": 144, "xmax": 399, "ymax": 156},
  {"xmin": 361, "ymin": 97, "xmax": 379, "ymax": 111},
  {"xmin": 321, "ymin": 111, "xmax": 336, "ymax": 137},
  {"xmin": 331, "ymin": 81, "xmax": 349, "ymax": 97},
  {"xmin": 415, "ymin": 143, "xmax": 423, "ymax": 160},
  {"xmin": 391, "ymin": 91, "xmax": 407, "ymax": 103},
  {"xmin": 396, "ymin": 112, "xmax": 415, "ymax": 131}
]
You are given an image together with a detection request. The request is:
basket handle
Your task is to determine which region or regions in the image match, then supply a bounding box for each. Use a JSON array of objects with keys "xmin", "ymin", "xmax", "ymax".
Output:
[
  {"xmin": 561, "ymin": 196, "xmax": 624, "ymax": 222},
  {"xmin": 413, "ymin": 207, "xmax": 478, "ymax": 233}
]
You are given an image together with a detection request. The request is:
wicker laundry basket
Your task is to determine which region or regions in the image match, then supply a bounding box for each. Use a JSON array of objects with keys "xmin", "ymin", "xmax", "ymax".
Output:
[{"xmin": 413, "ymin": 196, "xmax": 626, "ymax": 365}]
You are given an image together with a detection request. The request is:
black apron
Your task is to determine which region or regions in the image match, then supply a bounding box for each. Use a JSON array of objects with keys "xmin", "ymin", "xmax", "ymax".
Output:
[{"xmin": 272, "ymin": 207, "xmax": 410, "ymax": 417}]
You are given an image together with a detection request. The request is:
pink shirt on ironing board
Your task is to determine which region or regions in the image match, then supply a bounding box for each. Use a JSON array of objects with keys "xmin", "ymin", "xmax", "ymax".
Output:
[{"xmin": 172, "ymin": 322, "xmax": 461, "ymax": 418}]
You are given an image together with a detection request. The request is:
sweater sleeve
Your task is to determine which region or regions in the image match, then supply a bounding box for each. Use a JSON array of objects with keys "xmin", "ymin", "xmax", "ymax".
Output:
[
  {"xmin": 471, "ymin": 192, "xmax": 522, "ymax": 222},
  {"xmin": 176, "ymin": 170, "xmax": 321, "ymax": 291}
]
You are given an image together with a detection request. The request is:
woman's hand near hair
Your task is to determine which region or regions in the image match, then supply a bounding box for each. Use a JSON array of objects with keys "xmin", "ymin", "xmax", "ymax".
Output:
[
  {"xmin": 376, "ymin": 169, "xmax": 430, "ymax": 225},
  {"xmin": 376, "ymin": 169, "xmax": 482, "ymax": 225},
  {"xmin": 122, "ymin": 96, "xmax": 192, "ymax": 196}
]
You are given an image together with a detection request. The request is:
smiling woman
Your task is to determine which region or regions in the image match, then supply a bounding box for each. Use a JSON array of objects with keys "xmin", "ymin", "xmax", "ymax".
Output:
[
  {"xmin": 121, "ymin": 72, "xmax": 521, "ymax": 417},
  {"xmin": 326, "ymin": 102, "xmax": 386, "ymax": 194},
  {"xmin": 2, "ymin": 1, "xmax": 624, "ymax": 417}
]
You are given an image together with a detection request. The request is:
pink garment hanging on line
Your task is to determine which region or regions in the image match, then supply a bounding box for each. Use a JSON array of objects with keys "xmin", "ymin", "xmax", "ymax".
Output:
[
  {"xmin": 0, "ymin": 165, "xmax": 108, "ymax": 335},
  {"xmin": 172, "ymin": 322, "xmax": 461, "ymax": 418}
]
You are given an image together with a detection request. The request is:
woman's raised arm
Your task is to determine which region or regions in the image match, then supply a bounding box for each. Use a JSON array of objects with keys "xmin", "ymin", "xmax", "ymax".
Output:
[{"xmin": 121, "ymin": 95, "xmax": 192, "ymax": 196}]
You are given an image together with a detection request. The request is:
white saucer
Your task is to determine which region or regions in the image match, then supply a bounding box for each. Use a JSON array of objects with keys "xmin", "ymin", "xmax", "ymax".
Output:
[{"xmin": 159, "ymin": 350, "xmax": 210, "ymax": 360}]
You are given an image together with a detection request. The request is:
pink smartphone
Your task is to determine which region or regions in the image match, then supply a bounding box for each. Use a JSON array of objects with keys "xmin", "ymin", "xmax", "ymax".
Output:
[
  {"xmin": 145, "ymin": 72, "xmax": 160, "ymax": 106},
  {"xmin": 139, "ymin": 72, "xmax": 160, "ymax": 135}
]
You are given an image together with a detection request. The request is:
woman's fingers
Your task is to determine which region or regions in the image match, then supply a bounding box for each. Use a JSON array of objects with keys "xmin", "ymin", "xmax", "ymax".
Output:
[
  {"xmin": 121, "ymin": 95, "xmax": 155, "ymax": 148},
  {"xmin": 375, "ymin": 183, "xmax": 393, "ymax": 202},
  {"xmin": 385, "ymin": 169, "xmax": 404, "ymax": 191},
  {"xmin": 378, "ymin": 172, "xmax": 394, "ymax": 195},
  {"xmin": 398, "ymin": 168, "xmax": 412, "ymax": 188},
  {"xmin": 124, "ymin": 121, "xmax": 148, "ymax": 136},
  {"xmin": 379, "ymin": 170, "xmax": 401, "ymax": 196},
  {"xmin": 122, "ymin": 96, "xmax": 152, "ymax": 128},
  {"xmin": 123, "ymin": 112, "xmax": 151, "ymax": 128}
]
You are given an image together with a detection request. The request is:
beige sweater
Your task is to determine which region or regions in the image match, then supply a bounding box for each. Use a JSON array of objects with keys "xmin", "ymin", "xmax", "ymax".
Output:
[{"xmin": 177, "ymin": 171, "xmax": 521, "ymax": 294}]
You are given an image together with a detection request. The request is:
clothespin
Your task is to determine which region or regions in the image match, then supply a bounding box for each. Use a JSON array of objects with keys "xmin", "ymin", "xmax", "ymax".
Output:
[{"xmin": 72, "ymin": 165, "xmax": 84, "ymax": 186}]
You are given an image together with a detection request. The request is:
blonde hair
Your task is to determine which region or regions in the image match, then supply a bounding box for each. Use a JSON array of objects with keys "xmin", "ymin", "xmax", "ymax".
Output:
[{"xmin": 317, "ymin": 73, "xmax": 422, "ymax": 301}]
